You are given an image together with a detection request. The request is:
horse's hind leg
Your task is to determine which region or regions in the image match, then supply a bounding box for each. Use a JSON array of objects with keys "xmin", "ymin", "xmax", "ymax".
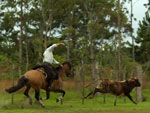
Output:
[
  {"xmin": 24, "ymin": 86, "xmax": 32, "ymax": 105},
  {"xmin": 35, "ymin": 90, "xmax": 45, "ymax": 108},
  {"xmin": 21, "ymin": 86, "xmax": 32, "ymax": 108}
]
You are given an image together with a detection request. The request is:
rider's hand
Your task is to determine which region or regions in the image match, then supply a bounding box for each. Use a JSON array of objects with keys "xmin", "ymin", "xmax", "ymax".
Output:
[
  {"xmin": 56, "ymin": 43, "xmax": 65, "ymax": 46},
  {"xmin": 59, "ymin": 64, "xmax": 63, "ymax": 67}
]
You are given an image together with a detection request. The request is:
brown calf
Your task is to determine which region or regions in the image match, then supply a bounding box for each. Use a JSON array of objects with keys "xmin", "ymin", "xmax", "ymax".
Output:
[{"xmin": 84, "ymin": 77, "xmax": 141, "ymax": 106}]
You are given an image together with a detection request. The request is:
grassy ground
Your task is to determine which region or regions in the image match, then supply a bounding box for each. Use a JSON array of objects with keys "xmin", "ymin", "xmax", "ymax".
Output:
[{"xmin": 0, "ymin": 89, "xmax": 150, "ymax": 113}]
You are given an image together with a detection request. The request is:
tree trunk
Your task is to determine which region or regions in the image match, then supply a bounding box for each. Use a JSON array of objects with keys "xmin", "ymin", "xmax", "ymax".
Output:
[
  {"xmin": 117, "ymin": 0, "xmax": 122, "ymax": 80},
  {"xmin": 25, "ymin": 34, "xmax": 29, "ymax": 71},
  {"xmin": 67, "ymin": 37, "xmax": 70, "ymax": 61},
  {"xmin": 84, "ymin": 0, "xmax": 98, "ymax": 86},
  {"xmin": 131, "ymin": 0, "xmax": 135, "ymax": 62},
  {"xmin": 95, "ymin": 61, "xmax": 100, "ymax": 81},
  {"xmin": 19, "ymin": 0, "xmax": 23, "ymax": 76},
  {"xmin": 136, "ymin": 65, "xmax": 143, "ymax": 102},
  {"xmin": 80, "ymin": 60, "xmax": 85, "ymax": 104},
  {"xmin": 40, "ymin": 0, "xmax": 53, "ymax": 49},
  {"xmin": 75, "ymin": 67, "xmax": 80, "ymax": 91},
  {"xmin": 89, "ymin": 35, "xmax": 96, "ymax": 86}
]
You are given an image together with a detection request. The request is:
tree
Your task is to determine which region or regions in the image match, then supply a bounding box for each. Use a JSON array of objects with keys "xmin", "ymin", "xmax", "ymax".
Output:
[
  {"xmin": 0, "ymin": 0, "xmax": 132, "ymax": 80},
  {"xmin": 135, "ymin": 11, "xmax": 150, "ymax": 63},
  {"xmin": 19, "ymin": 0, "xmax": 23, "ymax": 76}
]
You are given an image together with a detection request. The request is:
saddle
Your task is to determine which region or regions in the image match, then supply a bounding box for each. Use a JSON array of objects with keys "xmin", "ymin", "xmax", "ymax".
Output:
[{"xmin": 32, "ymin": 63, "xmax": 58, "ymax": 80}]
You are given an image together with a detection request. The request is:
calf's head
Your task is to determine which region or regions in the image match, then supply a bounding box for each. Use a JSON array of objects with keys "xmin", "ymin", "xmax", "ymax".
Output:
[{"xmin": 130, "ymin": 77, "xmax": 141, "ymax": 87}]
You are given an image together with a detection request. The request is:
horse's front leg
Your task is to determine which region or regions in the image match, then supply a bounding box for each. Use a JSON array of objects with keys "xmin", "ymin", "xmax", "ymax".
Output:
[
  {"xmin": 43, "ymin": 90, "xmax": 50, "ymax": 100},
  {"xmin": 56, "ymin": 89, "xmax": 65, "ymax": 104},
  {"xmin": 50, "ymin": 89, "xmax": 65, "ymax": 104},
  {"xmin": 39, "ymin": 89, "xmax": 50, "ymax": 101},
  {"xmin": 45, "ymin": 90, "xmax": 50, "ymax": 100}
]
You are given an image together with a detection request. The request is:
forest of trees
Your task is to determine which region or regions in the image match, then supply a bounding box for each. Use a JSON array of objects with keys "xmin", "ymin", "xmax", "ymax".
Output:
[{"xmin": 0, "ymin": 0, "xmax": 150, "ymax": 85}]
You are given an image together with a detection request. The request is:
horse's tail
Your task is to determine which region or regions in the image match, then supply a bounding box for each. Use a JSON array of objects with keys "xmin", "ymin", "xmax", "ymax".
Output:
[{"xmin": 5, "ymin": 75, "xmax": 28, "ymax": 93}]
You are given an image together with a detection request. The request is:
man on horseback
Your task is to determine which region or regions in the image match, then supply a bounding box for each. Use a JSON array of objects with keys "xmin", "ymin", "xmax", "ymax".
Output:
[{"xmin": 32, "ymin": 43, "xmax": 65, "ymax": 89}]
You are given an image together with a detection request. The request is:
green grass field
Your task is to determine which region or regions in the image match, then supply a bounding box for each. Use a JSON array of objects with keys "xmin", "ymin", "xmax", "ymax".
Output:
[{"xmin": 0, "ymin": 89, "xmax": 150, "ymax": 113}]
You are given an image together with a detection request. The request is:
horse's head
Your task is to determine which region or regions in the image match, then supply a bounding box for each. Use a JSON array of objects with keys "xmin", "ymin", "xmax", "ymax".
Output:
[{"xmin": 62, "ymin": 61, "xmax": 72, "ymax": 77}]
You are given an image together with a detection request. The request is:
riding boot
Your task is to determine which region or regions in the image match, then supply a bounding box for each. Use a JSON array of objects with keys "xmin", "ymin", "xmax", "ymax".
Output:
[{"xmin": 47, "ymin": 79, "xmax": 54, "ymax": 91}]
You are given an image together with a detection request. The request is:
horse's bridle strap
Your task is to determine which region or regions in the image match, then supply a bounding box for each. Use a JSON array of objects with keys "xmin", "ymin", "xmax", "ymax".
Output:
[{"xmin": 36, "ymin": 69, "xmax": 47, "ymax": 79}]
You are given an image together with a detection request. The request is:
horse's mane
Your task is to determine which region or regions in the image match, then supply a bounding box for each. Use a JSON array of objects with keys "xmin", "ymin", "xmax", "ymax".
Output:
[
  {"xmin": 56, "ymin": 66, "xmax": 62, "ymax": 71},
  {"xmin": 55, "ymin": 61, "xmax": 71, "ymax": 71},
  {"xmin": 62, "ymin": 61, "xmax": 71, "ymax": 69}
]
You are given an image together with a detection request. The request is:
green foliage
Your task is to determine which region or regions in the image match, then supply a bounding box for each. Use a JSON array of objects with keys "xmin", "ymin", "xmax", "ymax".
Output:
[
  {"xmin": 135, "ymin": 11, "xmax": 150, "ymax": 63},
  {"xmin": 0, "ymin": 0, "xmax": 137, "ymax": 79},
  {"xmin": 0, "ymin": 54, "xmax": 19, "ymax": 79}
]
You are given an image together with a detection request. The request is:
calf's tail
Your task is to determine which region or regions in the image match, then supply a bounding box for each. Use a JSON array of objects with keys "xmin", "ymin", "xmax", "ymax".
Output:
[{"xmin": 5, "ymin": 75, "xmax": 28, "ymax": 93}]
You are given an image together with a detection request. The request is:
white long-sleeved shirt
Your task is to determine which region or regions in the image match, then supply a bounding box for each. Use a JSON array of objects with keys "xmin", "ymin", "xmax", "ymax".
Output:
[{"xmin": 43, "ymin": 44, "xmax": 59, "ymax": 64}]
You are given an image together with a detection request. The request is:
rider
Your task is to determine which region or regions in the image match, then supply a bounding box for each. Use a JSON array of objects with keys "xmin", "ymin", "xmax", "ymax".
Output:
[{"xmin": 32, "ymin": 43, "xmax": 65, "ymax": 89}]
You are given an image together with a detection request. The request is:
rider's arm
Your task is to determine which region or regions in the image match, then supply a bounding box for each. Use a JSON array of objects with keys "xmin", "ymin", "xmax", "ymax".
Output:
[
  {"xmin": 47, "ymin": 44, "xmax": 57, "ymax": 52},
  {"xmin": 47, "ymin": 43, "xmax": 65, "ymax": 52},
  {"xmin": 56, "ymin": 43, "xmax": 65, "ymax": 46},
  {"xmin": 53, "ymin": 58, "xmax": 59, "ymax": 64}
]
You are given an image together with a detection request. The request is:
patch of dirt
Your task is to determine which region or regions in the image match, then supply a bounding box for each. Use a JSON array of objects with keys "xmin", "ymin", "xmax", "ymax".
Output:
[
  {"xmin": 0, "ymin": 80, "xmax": 17, "ymax": 93},
  {"xmin": 0, "ymin": 79, "xmax": 90, "ymax": 94}
]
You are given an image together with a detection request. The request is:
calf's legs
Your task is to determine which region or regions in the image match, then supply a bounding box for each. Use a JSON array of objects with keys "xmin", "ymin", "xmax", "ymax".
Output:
[
  {"xmin": 125, "ymin": 93, "xmax": 137, "ymax": 104},
  {"xmin": 84, "ymin": 88, "xmax": 99, "ymax": 99},
  {"xmin": 114, "ymin": 96, "xmax": 118, "ymax": 106}
]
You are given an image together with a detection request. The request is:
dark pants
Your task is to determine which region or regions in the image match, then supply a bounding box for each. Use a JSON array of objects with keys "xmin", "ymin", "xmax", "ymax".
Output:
[{"xmin": 32, "ymin": 62, "xmax": 58, "ymax": 88}]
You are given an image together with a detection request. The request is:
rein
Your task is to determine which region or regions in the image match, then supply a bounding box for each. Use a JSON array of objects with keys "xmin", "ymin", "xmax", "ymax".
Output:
[{"xmin": 36, "ymin": 69, "xmax": 48, "ymax": 79}]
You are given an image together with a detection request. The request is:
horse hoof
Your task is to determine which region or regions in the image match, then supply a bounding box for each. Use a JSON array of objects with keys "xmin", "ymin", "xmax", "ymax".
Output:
[
  {"xmin": 89, "ymin": 96, "xmax": 94, "ymax": 99},
  {"xmin": 60, "ymin": 99, "xmax": 63, "ymax": 104},
  {"xmin": 83, "ymin": 96, "xmax": 86, "ymax": 99},
  {"xmin": 21, "ymin": 105, "xmax": 24, "ymax": 109},
  {"xmin": 56, "ymin": 99, "xmax": 59, "ymax": 103},
  {"xmin": 39, "ymin": 102, "xmax": 45, "ymax": 108},
  {"xmin": 29, "ymin": 98, "xmax": 32, "ymax": 105},
  {"xmin": 39, "ymin": 97, "xmax": 43, "ymax": 100},
  {"xmin": 29, "ymin": 100, "xmax": 32, "ymax": 105},
  {"xmin": 41, "ymin": 105, "xmax": 45, "ymax": 108},
  {"xmin": 39, "ymin": 100, "xmax": 45, "ymax": 108},
  {"xmin": 134, "ymin": 102, "xmax": 138, "ymax": 104}
]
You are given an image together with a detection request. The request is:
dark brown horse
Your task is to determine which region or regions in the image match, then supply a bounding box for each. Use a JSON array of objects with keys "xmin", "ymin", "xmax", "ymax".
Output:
[
  {"xmin": 5, "ymin": 62, "xmax": 72, "ymax": 107},
  {"xmin": 84, "ymin": 77, "xmax": 141, "ymax": 106}
]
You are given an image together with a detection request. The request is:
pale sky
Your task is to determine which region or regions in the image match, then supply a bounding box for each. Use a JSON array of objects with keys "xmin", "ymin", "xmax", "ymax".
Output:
[
  {"xmin": 131, "ymin": 0, "xmax": 147, "ymax": 33},
  {"xmin": 125, "ymin": 0, "xmax": 148, "ymax": 41}
]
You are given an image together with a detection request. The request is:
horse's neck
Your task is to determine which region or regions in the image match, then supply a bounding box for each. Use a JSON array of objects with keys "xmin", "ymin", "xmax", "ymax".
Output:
[{"xmin": 58, "ymin": 70, "xmax": 65, "ymax": 80}]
